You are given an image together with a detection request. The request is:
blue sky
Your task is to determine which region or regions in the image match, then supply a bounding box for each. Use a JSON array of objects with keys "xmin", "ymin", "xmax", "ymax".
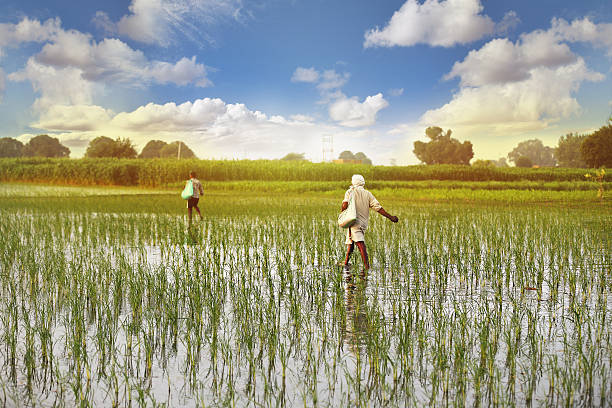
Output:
[{"xmin": 1, "ymin": 0, "xmax": 611, "ymax": 164}]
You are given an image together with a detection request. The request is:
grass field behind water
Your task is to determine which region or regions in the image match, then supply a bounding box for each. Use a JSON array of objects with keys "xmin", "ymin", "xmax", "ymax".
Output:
[
  {"xmin": 0, "ymin": 180, "xmax": 610, "ymax": 210},
  {"xmin": 0, "ymin": 184, "xmax": 610, "ymax": 406},
  {"xmin": 2, "ymin": 158, "xmax": 609, "ymax": 187}
]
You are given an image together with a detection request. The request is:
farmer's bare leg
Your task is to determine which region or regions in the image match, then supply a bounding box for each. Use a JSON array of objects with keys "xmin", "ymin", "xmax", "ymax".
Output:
[
  {"xmin": 194, "ymin": 206, "xmax": 202, "ymax": 220},
  {"xmin": 188, "ymin": 207, "xmax": 193, "ymax": 226},
  {"xmin": 344, "ymin": 243, "xmax": 354, "ymax": 265},
  {"xmin": 355, "ymin": 241, "xmax": 369, "ymax": 269}
]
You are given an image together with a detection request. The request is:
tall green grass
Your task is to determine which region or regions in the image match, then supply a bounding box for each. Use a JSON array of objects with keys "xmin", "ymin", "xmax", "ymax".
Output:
[{"xmin": 1, "ymin": 157, "xmax": 606, "ymax": 187}]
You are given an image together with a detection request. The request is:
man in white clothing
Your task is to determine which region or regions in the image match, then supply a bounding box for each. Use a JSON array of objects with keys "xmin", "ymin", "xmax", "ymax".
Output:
[{"xmin": 341, "ymin": 174, "xmax": 398, "ymax": 269}]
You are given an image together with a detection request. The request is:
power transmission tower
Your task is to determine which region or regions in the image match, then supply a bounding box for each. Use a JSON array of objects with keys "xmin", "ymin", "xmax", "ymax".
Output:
[{"xmin": 322, "ymin": 135, "xmax": 333, "ymax": 162}]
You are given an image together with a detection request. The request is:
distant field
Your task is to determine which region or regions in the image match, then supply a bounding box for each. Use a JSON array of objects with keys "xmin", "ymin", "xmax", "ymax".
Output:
[
  {"xmin": 0, "ymin": 183, "xmax": 168, "ymax": 197},
  {"xmin": 0, "ymin": 182, "xmax": 609, "ymax": 208},
  {"xmin": 1, "ymin": 158, "xmax": 608, "ymax": 187}
]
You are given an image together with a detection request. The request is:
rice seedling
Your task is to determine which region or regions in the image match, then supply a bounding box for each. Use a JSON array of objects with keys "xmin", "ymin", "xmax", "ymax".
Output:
[{"xmin": 0, "ymin": 190, "xmax": 610, "ymax": 406}]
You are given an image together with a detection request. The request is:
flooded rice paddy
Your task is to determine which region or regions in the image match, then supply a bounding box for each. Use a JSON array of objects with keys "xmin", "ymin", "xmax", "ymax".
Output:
[{"xmin": 0, "ymin": 197, "xmax": 610, "ymax": 406}]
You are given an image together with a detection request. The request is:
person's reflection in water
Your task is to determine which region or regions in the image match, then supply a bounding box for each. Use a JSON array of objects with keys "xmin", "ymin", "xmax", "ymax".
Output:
[
  {"xmin": 186, "ymin": 227, "xmax": 200, "ymax": 245},
  {"xmin": 343, "ymin": 268, "xmax": 369, "ymax": 356},
  {"xmin": 342, "ymin": 268, "xmax": 370, "ymax": 405}
]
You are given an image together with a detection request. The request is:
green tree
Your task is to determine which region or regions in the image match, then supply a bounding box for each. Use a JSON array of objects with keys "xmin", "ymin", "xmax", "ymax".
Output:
[
  {"xmin": 85, "ymin": 136, "xmax": 116, "ymax": 157},
  {"xmin": 338, "ymin": 150, "xmax": 355, "ymax": 160},
  {"xmin": 85, "ymin": 136, "xmax": 137, "ymax": 158},
  {"xmin": 507, "ymin": 139, "xmax": 556, "ymax": 167},
  {"xmin": 354, "ymin": 152, "xmax": 373, "ymax": 165},
  {"xmin": 159, "ymin": 141, "xmax": 196, "ymax": 159},
  {"xmin": 426, "ymin": 126, "xmax": 451, "ymax": 140},
  {"xmin": 337, "ymin": 150, "xmax": 372, "ymax": 164},
  {"xmin": 280, "ymin": 152, "xmax": 307, "ymax": 161},
  {"xmin": 0, "ymin": 137, "xmax": 24, "ymax": 157},
  {"xmin": 23, "ymin": 134, "xmax": 70, "ymax": 157},
  {"xmin": 515, "ymin": 156, "xmax": 533, "ymax": 168},
  {"xmin": 413, "ymin": 126, "xmax": 473, "ymax": 165},
  {"xmin": 472, "ymin": 159, "xmax": 495, "ymax": 167},
  {"xmin": 113, "ymin": 138, "xmax": 137, "ymax": 158},
  {"xmin": 139, "ymin": 140, "xmax": 167, "ymax": 158},
  {"xmin": 555, "ymin": 133, "xmax": 588, "ymax": 168},
  {"xmin": 580, "ymin": 125, "xmax": 612, "ymax": 167}
]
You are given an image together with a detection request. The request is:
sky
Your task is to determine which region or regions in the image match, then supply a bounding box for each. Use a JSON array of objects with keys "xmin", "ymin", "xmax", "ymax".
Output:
[{"xmin": 0, "ymin": 0, "xmax": 611, "ymax": 164}]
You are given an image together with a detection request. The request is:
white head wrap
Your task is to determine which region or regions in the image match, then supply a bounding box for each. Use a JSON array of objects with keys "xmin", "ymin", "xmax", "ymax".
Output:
[{"xmin": 351, "ymin": 174, "xmax": 365, "ymax": 187}]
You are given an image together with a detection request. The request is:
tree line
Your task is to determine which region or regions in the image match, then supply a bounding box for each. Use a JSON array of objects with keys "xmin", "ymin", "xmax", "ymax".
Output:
[
  {"xmin": 280, "ymin": 150, "xmax": 373, "ymax": 165},
  {"xmin": 86, "ymin": 137, "xmax": 197, "ymax": 159},
  {"xmin": 0, "ymin": 134, "xmax": 70, "ymax": 158},
  {"xmin": 0, "ymin": 135, "xmax": 197, "ymax": 159},
  {"xmin": 414, "ymin": 123, "xmax": 611, "ymax": 168},
  {"xmin": 1, "ymin": 123, "xmax": 610, "ymax": 168}
]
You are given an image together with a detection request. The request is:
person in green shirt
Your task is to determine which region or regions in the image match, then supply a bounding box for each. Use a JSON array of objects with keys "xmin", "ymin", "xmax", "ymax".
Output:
[{"xmin": 187, "ymin": 171, "xmax": 204, "ymax": 226}]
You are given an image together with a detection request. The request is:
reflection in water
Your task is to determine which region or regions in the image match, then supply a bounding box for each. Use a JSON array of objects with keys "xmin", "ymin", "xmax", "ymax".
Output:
[
  {"xmin": 343, "ymin": 268, "xmax": 369, "ymax": 356},
  {"xmin": 186, "ymin": 224, "xmax": 205, "ymax": 245}
]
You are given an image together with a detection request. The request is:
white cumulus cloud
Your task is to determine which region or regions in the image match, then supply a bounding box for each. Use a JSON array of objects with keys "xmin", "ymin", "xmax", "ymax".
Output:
[
  {"xmin": 291, "ymin": 67, "xmax": 320, "ymax": 83},
  {"xmin": 0, "ymin": 17, "xmax": 61, "ymax": 55},
  {"xmin": 31, "ymin": 30, "xmax": 209, "ymax": 87},
  {"xmin": 33, "ymin": 105, "xmax": 114, "ymax": 131},
  {"xmin": 97, "ymin": 0, "xmax": 245, "ymax": 46},
  {"xmin": 317, "ymin": 70, "xmax": 350, "ymax": 92},
  {"xmin": 5, "ymin": 17, "xmax": 211, "ymax": 111},
  {"xmin": 9, "ymin": 60, "xmax": 96, "ymax": 110},
  {"xmin": 551, "ymin": 17, "xmax": 612, "ymax": 56},
  {"xmin": 444, "ymin": 32, "xmax": 576, "ymax": 87},
  {"xmin": 149, "ymin": 56, "xmax": 210, "ymax": 87},
  {"xmin": 291, "ymin": 65, "xmax": 387, "ymax": 127},
  {"xmin": 329, "ymin": 93, "xmax": 389, "ymax": 127},
  {"xmin": 117, "ymin": 0, "xmax": 169, "ymax": 45},
  {"xmin": 424, "ymin": 59, "xmax": 603, "ymax": 128},
  {"xmin": 496, "ymin": 11, "xmax": 520, "ymax": 35},
  {"xmin": 0, "ymin": 68, "xmax": 5, "ymax": 102},
  {"xmin": 25, "ymin": 97, "xmax": 391, "ymax": 161},
  {"xmin": 364, "ymin": 0, "xmax": 495, "ymax": 48},
  {"xmin": 91, "ymin": 11, "xmax": 116, "ymax": 35},
  {"xmin": 111, "ymin": 98, "xmax": 228, "ymax": 132},
  {"xmin": 433, "ymin": 19, "xmax": 607, "ymax": 131},
  {"xmin": 291, "ymin": 67, "xmax": 388, "ymax": 127},
  {"xmin": 289, "ymin": 114, "xmax": 314, "ymax": 122}
]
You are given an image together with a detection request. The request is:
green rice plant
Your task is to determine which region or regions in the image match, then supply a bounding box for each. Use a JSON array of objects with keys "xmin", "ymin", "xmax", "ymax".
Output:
[{"xmin": 0, "ymin": 191, "xmax": 609, "ymax": 406}]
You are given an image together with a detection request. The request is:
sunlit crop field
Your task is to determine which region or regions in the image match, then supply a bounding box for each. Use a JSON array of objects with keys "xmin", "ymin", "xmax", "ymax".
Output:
[{"xmin": 0, "ymin": 189, "xmax": 610, "ymax": 407}]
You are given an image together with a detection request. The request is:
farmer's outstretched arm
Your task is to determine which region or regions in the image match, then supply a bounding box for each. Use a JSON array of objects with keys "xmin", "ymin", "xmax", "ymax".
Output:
[{"xmin": 378, "ymin": 208, "xmax": 398, "ymax": 223}]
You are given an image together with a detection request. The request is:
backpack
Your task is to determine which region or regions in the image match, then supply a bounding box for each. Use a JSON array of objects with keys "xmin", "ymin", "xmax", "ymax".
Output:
[{"xmin": 181, "ymin": 180, "xmax": 193, "ymax": 200}]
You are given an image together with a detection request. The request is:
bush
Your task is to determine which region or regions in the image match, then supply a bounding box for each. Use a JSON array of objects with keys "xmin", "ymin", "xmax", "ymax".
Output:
[
  {"xmin": 515, "ymin": 156, "xmax": 533, "ymax": 168},
  {"xmin": 23, "ymin": 135, "xmax": 70, "ymax": 158},
  {"xmin": 581, "ymin": 125, "xmax": 612, "ymax": 168},
  {"xmin": 0, "ymin": 138, "xmax": 24, "ymax": 158},
  {"xmin": 0, "ymin": 158, "xmax": 608, "ymax": 187}
]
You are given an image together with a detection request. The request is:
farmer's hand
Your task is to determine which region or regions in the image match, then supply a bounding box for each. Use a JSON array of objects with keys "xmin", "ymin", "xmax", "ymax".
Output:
[{"xmin": 390, "ymin": 215, "xmax": 399, "ymax": 223}]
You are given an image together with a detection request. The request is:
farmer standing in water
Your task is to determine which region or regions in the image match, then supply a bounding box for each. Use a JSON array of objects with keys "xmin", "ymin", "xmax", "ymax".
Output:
[
  {"xmin": 341, "ymin": 174, "xmax": 398, "ymax": 269},
  {"xmin": 187, "ymin": 171, "xmax": 204, "ymax": 227}
]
